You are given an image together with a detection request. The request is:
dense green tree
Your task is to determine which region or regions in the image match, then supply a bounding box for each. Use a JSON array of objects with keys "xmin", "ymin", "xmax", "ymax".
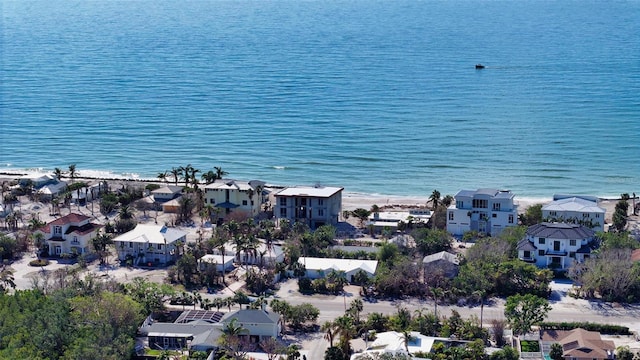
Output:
[
  {"xmin": 351, "ymin": 208, "xmax": 371, "ymax": 228},
  {"xmin": 519, "ymin": 203, "xmax": 543, "ymax": 226},
  {"xmin": 412, "ymin": 228, "xmax": 452, "ymax": 256},
  {"xmin": 489, "ymin": 346, "xmax": 519, "ymax": 360},
  {"xmin": 549, "ymin": 343, "xmax": 564, "ymax": 360},
  {"xmin": 504, "ymin": 294, "xmax": 551, "ymax": 336},
  {"xmin": 568, "ymin": 248, "xmax": 640, "ymax": 302}
]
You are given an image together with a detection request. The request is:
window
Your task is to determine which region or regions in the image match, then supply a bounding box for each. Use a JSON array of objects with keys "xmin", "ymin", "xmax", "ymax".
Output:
[
  {"xmin": 550, "ymin": 211, "xmax": 557, "ymax": 216},
  {"xmin": 280, "ymin": 208, "xmax": 287, "ymax": 217},
  {"xmin": 595, "ymin": 214, "xmax": 600, "ymax": 218},
  {"xmin": 318, "ymin": 199, "xmax": 324, "ymax": 206},
  {"xmin": 72, "ymin": 236, "xmax": 79, "ymax": 244},
  {"xmin": 570, "ymin": 239, "xmax": 576, "ymax": 246},
  {"xmin": 54, "ymin": 226, "xmax": 62, "ymax": 234},
  {"xmin": 492, "ymin": 213, "xmax": 497, "ymax": 218},
  {"xmin": 472, "ymin": 199, "xmax": 488, "ymax": 208},
  {"xmin": 583, "ymin": 213, "xmax": 589, "ymax": 218},
  {"xmin": 508, "ymin": 214, "xmax": 514, "ymax": 224},
  {"xmin": 157, "ymin": 244, "xmax": 162, "ymax": 250},
  {"xmin": 449, "ymin": 212, "xmax": 454, "ymax": 221},
  {"xmin": 492, "ymin": 203, "xmax": 501, "ymax": 211},
  {"xmin": 318, "ymin": 209, "xmax": 324, "ymax": 216},
  {"xmin": 456, "ymin": 200, "xmax": 463, "ymax": 208},
  {"xmin": 523, "ymin": 250, "xmax": 530, "ymax": 258},
  {"xmin": 242, "ymin": 200, "xmax": 248, "ymax": 206},
  {"xmin": 569, "ymin": 252, "xmax": 576, "ymax": 258},
  {"xmin": 129, "ymin": 242, "xmax": 133, "ymax": 248},
  {"xmin": 279, "ymin": 197, "xmax": 286, "ymax": 206},
  {"xmin": 539, "ymin": 238, "xmax": 546, "ymax": 244},
  {"xmin": 538, "ymin": 250, "xmax": 545, "ymax": 256}
]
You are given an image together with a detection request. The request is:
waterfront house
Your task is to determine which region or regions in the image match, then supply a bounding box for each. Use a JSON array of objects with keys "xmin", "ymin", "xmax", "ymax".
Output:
[
  {"xmin": 540, "ymin": 328, "xmax": 615, "ymax": 360},
  {"xmin": 151, "ymin": 185, "xmax": 183, "ymax": 203},
  {"xmin": 366, "ymin": 209, "xmax": 432, "ymax": 234},
  {"xmin": 298, "ymin": 257, "xmax": 378, "ymax": 282},
  {"xmin": 39, "ymin": 213, "xmax": 103, "ymax": 257},
  {"xmin": 203, "ymin": 179, "xmax": 266, "ymax": 218},
  {"xmin": 113, "ymin": 224, "xmax": 187, "ymax": 266},
  {"xmin": 517, "ymin": 222, "xmax": 596, "ymax": 270},
  {"xmin": 542, "ymin": 195, "xmax": 606, "ymax": 232},
  {"xmin": 446, "ymin": 189, "xmax": 518, "ymax": 236},
  {"xmin": 274, "ymin": 185, "xmax": 343, "ymax": 229}
]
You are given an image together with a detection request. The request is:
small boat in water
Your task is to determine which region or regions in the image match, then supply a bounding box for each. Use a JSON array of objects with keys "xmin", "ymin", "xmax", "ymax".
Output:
[{"xmin": 475, "ymin": 64, "xmax": 485, "ymax": 69}]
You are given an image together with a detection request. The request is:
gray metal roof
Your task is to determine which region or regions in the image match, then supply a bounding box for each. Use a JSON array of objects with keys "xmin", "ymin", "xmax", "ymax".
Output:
[
  {"xmin": 526, "ymin": 222, "xmax": 595, "ymax": 240},
  {"xmin": 220, "ymin": 309, "xmax": 280, "ymax": 325},
  {"xmin": 422, "ymin": 251, "xmax": 459, "ymax": 265},
  {"xmin": 517, "ymin": 239, "xmax": 537, "ymax": 251}
]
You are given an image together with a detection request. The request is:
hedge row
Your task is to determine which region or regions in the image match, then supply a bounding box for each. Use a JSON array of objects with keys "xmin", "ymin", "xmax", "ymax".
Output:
[{"xmin": 539, "ymin": 322, "xmax": 631, "ymax": 335}]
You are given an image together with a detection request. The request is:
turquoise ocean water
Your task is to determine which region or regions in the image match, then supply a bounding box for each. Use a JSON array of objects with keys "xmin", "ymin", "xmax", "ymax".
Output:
[{"xmin": 2, "ymin": 0, "xmax": 639, "ymax": 199}]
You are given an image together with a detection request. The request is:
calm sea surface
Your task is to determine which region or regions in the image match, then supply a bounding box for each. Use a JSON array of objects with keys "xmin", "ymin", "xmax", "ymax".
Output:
[{"xmin": 2, "ymin": 0, "xmax": 639, "ymax": 198}]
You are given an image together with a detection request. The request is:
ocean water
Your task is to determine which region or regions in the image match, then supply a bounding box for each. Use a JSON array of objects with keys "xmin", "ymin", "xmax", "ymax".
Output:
[{"xmin": 1, "ymin": 0, "xmax": 639, "ymax": 199}]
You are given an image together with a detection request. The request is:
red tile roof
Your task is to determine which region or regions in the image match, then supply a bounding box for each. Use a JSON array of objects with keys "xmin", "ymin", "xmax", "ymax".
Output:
[{"xmin": 42, "ymin": 213, "xmax": 91, "ymax": 233}]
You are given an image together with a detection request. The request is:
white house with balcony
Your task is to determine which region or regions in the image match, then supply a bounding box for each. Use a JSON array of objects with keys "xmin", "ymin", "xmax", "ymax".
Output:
[
  {"xmin": 113, "ymin": 224, "xmax": 187, "ymax": 266},
  {"xmin": 274, "ymin": 185, "xmax": 343, "ymax": 229},
  {"xmin": 542, "ymin": 195, "xmax": 606, "ymax": 232},
  {"xmin": 446, "ymin": 189, "xmax": 518, "ymax": 236},
  {"xmin": 39, "ymin": 213, "xmax": 103, "ymax": 257},
  {"xmin": 517, "ymin": 222, "xmax": 596, "ymax": 270},
  {"xmin": 203, "ymin": 179, "xmax": 266, "ymax": 218}
]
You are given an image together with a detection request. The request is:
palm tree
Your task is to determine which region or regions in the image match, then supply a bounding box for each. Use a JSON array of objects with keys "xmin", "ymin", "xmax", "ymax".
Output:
[
  {"xmin": 53, "ymin": 167, "xmax": 64, "ymax": 180},
  {"xmin": 157, "ymin": 171, "xmax": 168, "ymax": 183},
  {"xmin": 321, "ymin": 320, "xmax": 339, "ymax": 347},
  {"xmin": 170, "ymin": 167, "xmax": 182, "ymax": 186},
  {"xmin": 118, "ymin": 204, "xmax": 134, "ymax": 220},
  {"xmin": 214, "ymin": 166, "xmax": 228, "ymax": 180},
  {"xmin": 429, "ymin": 287, "xmax": 444, "ymax": 318},
  {"xmin": 31, "ymin": 232, "xmax": 45, "ymax": 259},
  {"xmin": 347, "ymin": 298, "xmax": 364, "ymax": 324},
  {"xmin": 201, "ymin": 170, "xmax": 218, "ymax": 185},
  {"xmin": 472, "ymin": 289, "xmax": 487, "ymax": 329},
  {"xmin": 0, "ymin": 266, "xmax": 16, "ymax": 293},
  {"xmin": 429, "ymin": 189, "xmax": 441, "ymax": 229},
  {"xmin": 68, "ymin": 164, "xmax": 77, "ymax": 183}
]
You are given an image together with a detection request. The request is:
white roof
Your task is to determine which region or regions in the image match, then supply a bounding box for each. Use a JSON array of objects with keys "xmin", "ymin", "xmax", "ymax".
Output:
[
  {"xmin": 221, "ymin": 241, "xmax": 284, "ymax": 258},
  {"xmin": 37, "ymin": 181, "xmax": 67, "ymax": 195},
  {"xmin": 199, "ymin": 254, "xmax": 234, "ymax": 265},
  {"xmin": 204, "ymin": 179, "xmax": 254, "ymax": 191},
  {"xmin": 542, "ymin": 197, "xmax": 605, "ymax": 213},
  {"xmin": 354, "ymin": 331, "xmax": 440, "ymax": 358},
  {"xmin": 113, "ymin": 224, "xmax": 187, "ymax": 244},
  {"xmin": 276, "ymin": 186, "xmax": 343, "ymax": 198},
  {"xmin": 299, "ymin": 257, "xmax": 378, "ymax": 275}
]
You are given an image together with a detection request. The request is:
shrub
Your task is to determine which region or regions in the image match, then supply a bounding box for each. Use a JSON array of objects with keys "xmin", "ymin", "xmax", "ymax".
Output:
[
  {"xmin": 539, "ymin": 322, "xmax": 631, "ymax": 335},
  {"xmin": 29, "ymin": 259, "xmax": 50, "ymax": 267}
]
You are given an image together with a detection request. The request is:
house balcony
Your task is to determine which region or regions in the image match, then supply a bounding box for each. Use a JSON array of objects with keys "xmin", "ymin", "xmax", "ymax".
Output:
[{"xmin": 545, "ymin": 250, "xmax": 567, "ymax": 256}]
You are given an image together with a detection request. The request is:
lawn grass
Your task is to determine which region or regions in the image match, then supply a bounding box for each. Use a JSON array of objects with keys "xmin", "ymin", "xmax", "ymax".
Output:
[{"xmin": 520, "ymin": 340, "xmax": 540, "ymax": 352}]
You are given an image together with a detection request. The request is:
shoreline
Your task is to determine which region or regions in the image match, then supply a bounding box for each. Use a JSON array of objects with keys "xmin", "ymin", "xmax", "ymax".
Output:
[{"xmin": 0, "ymin": 168, "xmax": 627, "ymax": 217}]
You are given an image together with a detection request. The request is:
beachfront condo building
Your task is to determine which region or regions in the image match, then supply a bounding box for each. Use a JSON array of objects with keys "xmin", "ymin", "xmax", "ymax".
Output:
[
  {"xmin": 274, "ymin": 185, "xmax": 343, "ymax": 230},
  {"xmin": 446, "ymin": 188, "xmax": 518, "ymax": 236},
  {"xmin": 542, "ymin": 195, "xmax": 606, "ymax": 232},
  {"xmin": 203, "ymin": 179, "xmax": 266, "ymax": 219}
]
